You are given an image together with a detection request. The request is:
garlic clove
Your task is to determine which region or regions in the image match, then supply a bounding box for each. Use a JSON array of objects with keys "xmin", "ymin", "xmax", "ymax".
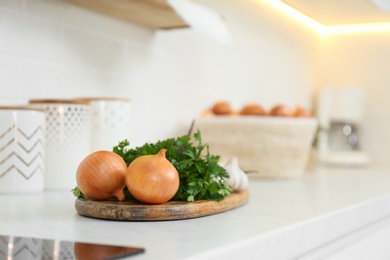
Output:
[
  {"xmin": 238, "ymin": 170, "xmax": 249, "ymax": 190},
  {"xmin": 224, "ymin": 156, "xmax": 249, "ymax": 191},
  {"xmin": 226, "ymin": 163, "xmax": 240, "ymax": 190},
  {"xmin": 218, "ymin": 157, "xmax": 228, "ymax": 168},
  {"xmin": 220, "ymin": 156, "xmax": 249, "ymax": 191}
]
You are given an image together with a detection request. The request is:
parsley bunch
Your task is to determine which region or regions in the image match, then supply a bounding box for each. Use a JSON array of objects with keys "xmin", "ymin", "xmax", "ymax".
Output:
[{"xmin": 113, "ymin": 130, "xmax": 232, "ymax": 202}]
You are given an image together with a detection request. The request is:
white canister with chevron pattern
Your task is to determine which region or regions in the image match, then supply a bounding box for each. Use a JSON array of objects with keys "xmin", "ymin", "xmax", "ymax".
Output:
[
  {"xmin": 29, "ymin": 99, "xmax": 90, "ymax": 191},
  {"xmin": 0, "ymin": 106, "xmax": 46, "ymax": 193}
]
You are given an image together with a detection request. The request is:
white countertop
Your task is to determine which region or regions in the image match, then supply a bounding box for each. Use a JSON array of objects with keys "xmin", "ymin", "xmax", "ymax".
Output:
[{"xmin": 1, "ymin": 166, "xmax": 390, "ymax": 259}]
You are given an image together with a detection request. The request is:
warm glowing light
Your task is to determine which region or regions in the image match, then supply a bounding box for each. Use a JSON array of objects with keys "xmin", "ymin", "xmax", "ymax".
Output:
[
  {"xmin": 263, "ymin": 0, "xmax": 326, "ymax": 34},
  {"xmin": 327, "ymin": 22, "xmax": 390, "ymax": 35},
  {"xmin": 263, "ymin": 0, "xmax": 390, "ymax": 35}
]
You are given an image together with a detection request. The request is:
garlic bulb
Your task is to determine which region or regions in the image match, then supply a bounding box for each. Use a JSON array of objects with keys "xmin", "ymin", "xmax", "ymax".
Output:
[{"xmin": 221, "ymin": 156, "xmax": 249, "ymax": 191}]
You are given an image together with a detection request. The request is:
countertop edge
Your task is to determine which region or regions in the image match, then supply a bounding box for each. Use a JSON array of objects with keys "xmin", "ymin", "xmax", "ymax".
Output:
[{"xmin": 184, "ymin": 193, "xmax": 390, "ymax": 259}]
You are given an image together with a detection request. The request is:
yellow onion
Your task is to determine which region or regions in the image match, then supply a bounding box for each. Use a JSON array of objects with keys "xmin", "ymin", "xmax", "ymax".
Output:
[
  {"xmin": 126, "ymin": 149, "xmax": 179, "ymax": 204},
  {"xmin": 76, "ymin": 150, "xmax": 127, "ymax": 201}
]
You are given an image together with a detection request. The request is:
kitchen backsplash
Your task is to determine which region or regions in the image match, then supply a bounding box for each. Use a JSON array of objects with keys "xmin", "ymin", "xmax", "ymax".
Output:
[
  {"xmin": 2, "ymin": 0, "xmax": 388, "ymax": 166},
  {"xmin": 0, "ymin": 0, "xmax": 318, "ymax": 146}
]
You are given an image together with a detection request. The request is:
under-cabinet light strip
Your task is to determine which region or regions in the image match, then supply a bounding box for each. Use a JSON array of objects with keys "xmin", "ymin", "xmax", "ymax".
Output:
[
  {"xmin": 262, "ymin": 0, "xmax": 327, "ymax": 34},
  {"xmin": 328, "ymin": 22, "xmax": 390, "ymax": 35},
  {"xmin": 263, "ymin": 0, "xmax": 390, "ymax": 35}
]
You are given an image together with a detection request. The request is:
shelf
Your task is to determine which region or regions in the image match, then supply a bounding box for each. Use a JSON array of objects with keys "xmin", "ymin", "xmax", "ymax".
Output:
[{"xmin": 68, "ymin": 0, "xmax": 189, "ymax": 30}]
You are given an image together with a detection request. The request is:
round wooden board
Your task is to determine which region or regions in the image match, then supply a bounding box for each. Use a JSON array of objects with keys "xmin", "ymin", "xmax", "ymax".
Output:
[{"xmin": 75, "ymin": 189, "xmax": 249, "ymax": 221}]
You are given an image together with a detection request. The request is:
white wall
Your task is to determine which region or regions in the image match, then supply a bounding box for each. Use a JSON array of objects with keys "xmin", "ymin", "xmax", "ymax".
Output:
[{"xmin": 0, "ymin": 0, "xmax": 319, "ymax": 148}]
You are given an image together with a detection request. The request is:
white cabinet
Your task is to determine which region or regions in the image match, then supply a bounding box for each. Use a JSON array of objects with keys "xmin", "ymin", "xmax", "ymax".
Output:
[{"xmin": 324, "ymin": 218, "xmax": 390, "ymax": 260}]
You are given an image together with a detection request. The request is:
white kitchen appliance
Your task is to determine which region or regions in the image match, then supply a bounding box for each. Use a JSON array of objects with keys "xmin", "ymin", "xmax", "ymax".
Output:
[{"xmin": 316, "ymin": 88, "xmax": 370, "ymax": 167}]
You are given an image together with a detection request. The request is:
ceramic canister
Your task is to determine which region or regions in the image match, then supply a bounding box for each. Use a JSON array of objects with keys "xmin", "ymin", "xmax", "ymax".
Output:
[
  {"xmin": 75, "ymin": 97, "xmax": 131, "ymax": 152},
  {"xmin": 29, "ymin": 99, "xmax": 90, "ymax": 191},
  {"xmin": 0, "ymin": 106, "xmax": 46, "ymax": 193},
  {"xmin": 0, "ymin": 97, "xmax": 28, "ymax": 106}
]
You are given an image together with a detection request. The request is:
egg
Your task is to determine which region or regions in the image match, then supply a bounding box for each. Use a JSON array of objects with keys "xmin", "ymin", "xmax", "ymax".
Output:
[
  {"xmin": 211, "ymin": 101, "xmax": 234, "ymax": 115},
  {"xmin": 269, "ymin": 104, "xmax": 294, "ymax": 117},
  {"xmin": 294, "ymin": 106, "xmax": 312, "ymax": 117},
  {"xmin": 239, "ymin": 103, "xmax": 267, "ymax": 116}
]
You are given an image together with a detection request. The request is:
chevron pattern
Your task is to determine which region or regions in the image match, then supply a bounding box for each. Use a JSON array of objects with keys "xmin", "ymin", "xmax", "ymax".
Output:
[
  {"xmin": 0, "ymin": 124, "xmax": 45, "ymax": 180},
  {"xmin": 0, "ymin": 236, "xmax": 42, "ymax": 259},
  {"xmin": 0, "ymin": 236, "xmax": 77, "ymax": 259}
]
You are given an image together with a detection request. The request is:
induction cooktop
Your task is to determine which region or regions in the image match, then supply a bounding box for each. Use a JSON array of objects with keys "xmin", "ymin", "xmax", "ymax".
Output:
[{"xmin": 0, "ymin": 235, "xmax": 145, "ymax": 260}]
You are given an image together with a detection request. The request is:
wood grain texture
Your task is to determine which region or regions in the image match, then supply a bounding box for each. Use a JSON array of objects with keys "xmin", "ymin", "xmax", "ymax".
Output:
[
  {"xmin": 67, "ymin": 0, "xmax": 188, "ymax": 29},
  {"xmin": 75, "ymin": 189, "xmax": 249, "ymax": 221}
]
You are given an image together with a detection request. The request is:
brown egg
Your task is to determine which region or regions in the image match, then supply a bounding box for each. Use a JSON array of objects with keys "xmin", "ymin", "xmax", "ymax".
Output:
[
  {"xmin": 294, "ymin": 106, "xmax": 312, "ymax": 117},
  {"xmin": 269, "ymin": 104, "xmax": 294, "ymax": 117},
  {"xmin": 211, "ymin": 101, "xmax": 234, "ymax": 115},
  {"xmin": 239, "ymin": 103, "xmax": 266, "ymax": 116}
]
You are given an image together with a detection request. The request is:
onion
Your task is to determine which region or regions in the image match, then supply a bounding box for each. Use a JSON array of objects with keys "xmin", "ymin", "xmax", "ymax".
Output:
[
  {"xmin": 126, "ymin": 149, "xmax": 180, "ymax": 204},
  {"xmin": 76, "ymin": 150, "xmax": 127, "ymax": 201}
]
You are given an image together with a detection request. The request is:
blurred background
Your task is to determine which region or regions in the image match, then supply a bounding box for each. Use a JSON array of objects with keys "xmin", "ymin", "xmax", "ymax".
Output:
[{"xmin": 1, "ymin": 0, "xmax": 389, "ymax": 166}]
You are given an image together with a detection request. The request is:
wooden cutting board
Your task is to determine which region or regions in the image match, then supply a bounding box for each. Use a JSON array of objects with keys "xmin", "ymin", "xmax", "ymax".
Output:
[{"xmin": 75, "ymin": 189, "xmax": 249, "ymax": 221}]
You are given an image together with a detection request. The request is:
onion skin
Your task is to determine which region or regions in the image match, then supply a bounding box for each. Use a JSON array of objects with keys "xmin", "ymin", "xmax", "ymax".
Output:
[
  {"xmin": 126, "ymin": 149, "xmax": 180, "ymax": 204},
  {"xmin": 76, "ymin": 150, "xmax": 127, "ymax": 201}
]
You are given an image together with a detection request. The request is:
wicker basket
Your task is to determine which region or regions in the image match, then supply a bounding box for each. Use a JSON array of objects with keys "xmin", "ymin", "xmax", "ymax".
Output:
[{"xmin": 191, "ymin": 116, "xmax": 318, "ymax": 178}]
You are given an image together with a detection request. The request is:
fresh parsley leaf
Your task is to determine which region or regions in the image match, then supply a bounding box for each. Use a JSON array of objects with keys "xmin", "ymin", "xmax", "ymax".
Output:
[{"xmin": 71, "ymin": 186, "xmax": 88, "ymax": 199}]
